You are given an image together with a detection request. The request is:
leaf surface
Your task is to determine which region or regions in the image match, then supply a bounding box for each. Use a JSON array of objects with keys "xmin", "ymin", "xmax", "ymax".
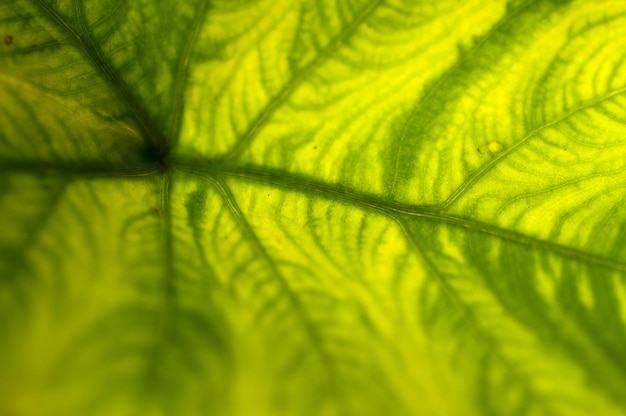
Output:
[{"xmin": 2, "ymin": 0, "xmax": 626, "ymax": 415}]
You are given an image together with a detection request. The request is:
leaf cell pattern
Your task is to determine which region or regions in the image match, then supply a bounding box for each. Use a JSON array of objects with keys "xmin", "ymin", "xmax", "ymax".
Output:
[{"xmin": 2, "ymin": 0, "xmax": 626, "ymax": 415}]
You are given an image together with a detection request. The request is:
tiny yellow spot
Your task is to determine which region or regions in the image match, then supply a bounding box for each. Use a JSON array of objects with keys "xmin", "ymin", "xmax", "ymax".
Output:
[{"xmin": 487, "ymin": 141, "xmax": 502, "ymax": 153}]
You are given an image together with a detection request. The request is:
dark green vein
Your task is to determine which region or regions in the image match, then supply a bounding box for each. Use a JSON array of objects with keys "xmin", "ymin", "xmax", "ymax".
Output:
[
  {"xmin": 177, "ymin": 161, "xmax": 408, "ymax": 214},
  {"xmin": 221, "ymin": 0, "xmax": 383, "ymax": 161},
  {"xmin": 30, "ymin": 0, "xmax": 164, "ymax": 153},
  {"xmin": 139, "ymin": 170, "xmax": 176, "ymax": 405},
  {"xmin": 0, "ymin": 159, "xmax": 160, "ymax": 177},
  {"xmin": 167, "ymin": 0, "xmax": 210, "ymax": 150},
  {"xmin": 387, "ymin": 0, "xmax": 540, "ymax": 195},
  {"xmin": 175, "ymin": 161, "xmax": 626, "ymax": 273},
  {"xmin": 160, "ymin": 171, "xmax": 176, "ymax": 335},
  {"xmin": 441, "ymin": 83, "xmax": 626, "ymax": 209},
  {"xmin": 207, "ymin": 175, "xmax": 346, "ymax": 409},
  {"xmin": 398, "ymin": 218, "xmax": 557, "ymax": 416},
  {"xmin": 183, "ymin": 183, "xmax": 222, "ymax": 292},
  {"xmin": 209, "ymin": 175, "xmax": 328, "ymax": 343},
  {"xmin": 398, "ymin": 211, "xmax": 626, "ymax": 273}
]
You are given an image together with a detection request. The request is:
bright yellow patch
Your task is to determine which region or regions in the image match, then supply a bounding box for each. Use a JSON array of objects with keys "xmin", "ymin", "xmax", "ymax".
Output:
[{"xmin": 487, "ymin": 141, "xmax": 502, "ymax": 153}]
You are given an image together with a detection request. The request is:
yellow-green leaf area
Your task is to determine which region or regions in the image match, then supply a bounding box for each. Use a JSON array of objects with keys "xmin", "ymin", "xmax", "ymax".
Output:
[{"xmin": 2, "ymin": 0, "xmax": 626, "ymax": 415}]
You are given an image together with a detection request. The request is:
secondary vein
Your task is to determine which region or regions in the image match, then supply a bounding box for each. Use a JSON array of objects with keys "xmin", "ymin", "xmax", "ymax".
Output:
[
  {"xmin": 221, "ymin": 0, "xmax": 384, "ymax": 161},
  {"xmin": 30, "ymin": 0, "xmax": 165, "ymax": 153}
]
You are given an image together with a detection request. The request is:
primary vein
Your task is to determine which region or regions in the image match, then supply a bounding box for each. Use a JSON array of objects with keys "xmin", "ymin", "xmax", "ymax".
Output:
[{"xmin": 177, "ymin": 161, "xmax": 626, "ymax": 273}]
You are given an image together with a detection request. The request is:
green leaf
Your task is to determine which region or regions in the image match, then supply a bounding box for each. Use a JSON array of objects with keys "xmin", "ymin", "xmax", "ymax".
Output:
[{"xmin": 2, "ymin": 0, "xmax": 626, "ymax": 414}]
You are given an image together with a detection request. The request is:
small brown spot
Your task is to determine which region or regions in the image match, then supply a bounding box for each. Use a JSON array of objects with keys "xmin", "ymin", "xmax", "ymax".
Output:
[
  {"xmin": 313, "ymin": 146, "xmax": 317, "ymax": 150},
  {"xmin": 4, "ymin": 36, "xmax": 13, "ymax": 46},
  {"xmin": 152, "ymin": 207, "xmax": 165, "ymax": 216}
]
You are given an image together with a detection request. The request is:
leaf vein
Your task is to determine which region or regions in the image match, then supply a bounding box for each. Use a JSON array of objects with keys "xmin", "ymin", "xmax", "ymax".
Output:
[
  {"xmin": 222, "ymin": 0, "xmax": 384, "ymax": 161},
  {"xmin": 178, "ymin": 162, "xmax": 626, "ymax": 273},
  {"xmin": 441, "ymin": 84, "xmax": 626, "ymax": 209},
  {"xmin": 30, "ymin": 0, "xmax": 164, "ymax": 153}
]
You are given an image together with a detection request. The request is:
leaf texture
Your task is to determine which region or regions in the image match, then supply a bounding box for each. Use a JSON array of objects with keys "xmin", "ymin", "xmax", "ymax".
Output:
[{"xmin": 2, "ymin": 0, "xmax": 626, "ymax": 415}]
